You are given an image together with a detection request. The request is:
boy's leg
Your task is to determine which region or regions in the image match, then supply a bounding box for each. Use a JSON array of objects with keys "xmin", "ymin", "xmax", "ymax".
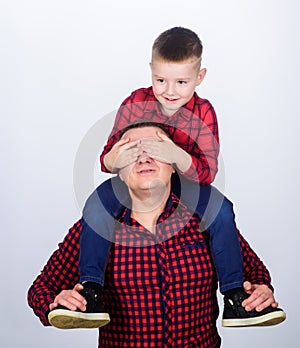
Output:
[
  {"xmin": 172, "ymin": 173, "xmax": 286, "ymax": 327},
  {"xmin": 171, "ymin": 173, "xmax": 244, "ymax": 292},
  {"xmin": 79, "ymin": 176, "xmax": 129, "ymax": 284},
  {"xmin": 48, "ymin": 177, "xmax": 129, "ymax": 330}
]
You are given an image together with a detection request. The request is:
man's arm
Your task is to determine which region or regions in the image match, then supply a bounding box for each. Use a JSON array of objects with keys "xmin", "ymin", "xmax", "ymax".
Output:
[
  {"xmin": 239, "ymin": 231, "xmax": 273, "ymax": 287},
  {"xmin": 239, "ymin": 231, "xmax": 279, "ymax": 311},
  {"xmin": 27, "ymin": 220, "xmax": 82, "ymax": 325}
]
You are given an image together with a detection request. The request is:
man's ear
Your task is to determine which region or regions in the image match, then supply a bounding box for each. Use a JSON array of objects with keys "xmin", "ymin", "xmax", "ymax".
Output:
[{"xmin": 118, "ymin": 171, "xmax": 124, "ymax": 182}]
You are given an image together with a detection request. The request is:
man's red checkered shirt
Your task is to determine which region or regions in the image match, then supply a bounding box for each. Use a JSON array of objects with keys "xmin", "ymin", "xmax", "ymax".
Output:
[
  {"xmin": 100, "ymin": 87, "xmax": 220, "ymax": 184},
  {"xmin": 28, "ymin": 194, "xmax": 272, "ymax": 348}
]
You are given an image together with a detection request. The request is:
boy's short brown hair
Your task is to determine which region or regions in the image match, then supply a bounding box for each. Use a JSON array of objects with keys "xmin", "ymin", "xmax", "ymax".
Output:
[{"xmin": 152, "ymin": 27, "xmax": 203, "ymax": 64}]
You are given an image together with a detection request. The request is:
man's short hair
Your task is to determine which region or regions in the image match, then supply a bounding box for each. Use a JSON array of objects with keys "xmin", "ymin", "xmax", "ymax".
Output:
[{"xmin": 118, "ymin": 120, "xmax": 170, "ymax": 140}]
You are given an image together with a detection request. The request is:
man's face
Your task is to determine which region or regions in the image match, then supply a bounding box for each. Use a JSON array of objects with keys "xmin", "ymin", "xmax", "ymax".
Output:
[
  {"xmin": 119, "ymin": 126, "xmax": 175, "ymax": 194},
  {"xmin": 150, "ymin": 58, "xmax": 206, "ymax": 116}
]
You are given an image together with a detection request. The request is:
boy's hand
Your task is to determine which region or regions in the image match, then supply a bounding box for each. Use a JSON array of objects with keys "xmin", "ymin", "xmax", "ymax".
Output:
[
  {"xmin": 49, "ymin": 283, "xmax": 87, "ymax": 312},
  {"xmin": 104, "ymin": 138, "xmax": 141, "ymax": 172},
  {"xmin": 242, "ymin": 281, "xmax": 278, "ymax": 312},
  {"xmin": 140, "ymin": 131, "xmax": 192, "ymax": 173}
]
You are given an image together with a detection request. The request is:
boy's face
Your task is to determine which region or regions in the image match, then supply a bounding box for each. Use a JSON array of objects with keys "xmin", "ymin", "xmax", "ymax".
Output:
[{"xmin": 150, "ymin": 58, "xmax": 206, "ymax": 116}]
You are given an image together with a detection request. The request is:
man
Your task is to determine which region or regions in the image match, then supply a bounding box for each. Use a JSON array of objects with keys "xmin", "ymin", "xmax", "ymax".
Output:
[{"xmin": 28, "ymin": 122, "xmax": 285, "ymax": 347}]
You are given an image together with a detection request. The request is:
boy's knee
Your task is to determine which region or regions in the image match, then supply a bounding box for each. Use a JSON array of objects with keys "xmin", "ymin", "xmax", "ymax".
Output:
[
  {"xmin": 217, "ymin": 197, "xmax": 235, "ymax": 223},
  {"xmin": 82, "ymin": 188, "xmax": 103, "ymax": 223}
]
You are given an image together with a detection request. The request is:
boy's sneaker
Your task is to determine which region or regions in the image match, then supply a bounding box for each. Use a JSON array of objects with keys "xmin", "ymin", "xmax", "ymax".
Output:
[
  {"xmin": 222, "ymin": 289, "xmax": 286, "ymax": 327},
  {"xmin": 48, "ymin": 282, "xmax": 110, "ymax": 329}
]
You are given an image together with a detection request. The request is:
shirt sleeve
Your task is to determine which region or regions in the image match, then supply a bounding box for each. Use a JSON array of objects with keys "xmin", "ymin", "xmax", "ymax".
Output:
[
  {"xmin": 100, "ymin": 100, "xmax": 220, "ymax": 182},
  {"xmin": 179, "ymin": 102, "xmax": 219, "ymax": 184},
  {"xmin": 239, "ymin": 231, "xmax": 273, "ymax": 290},
  {"xmin": 99, "ymin": 93, "xmax": 141, "ymax": 173},
  {"xmin": 27, "ymin": 220, "xmax": 82, "ymax": 326}
]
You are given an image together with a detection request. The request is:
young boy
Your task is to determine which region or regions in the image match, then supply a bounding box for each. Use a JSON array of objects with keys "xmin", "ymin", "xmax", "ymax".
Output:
[{"xmin": 48, "ymin": 27, "xmax": 286, "ymax": 329}]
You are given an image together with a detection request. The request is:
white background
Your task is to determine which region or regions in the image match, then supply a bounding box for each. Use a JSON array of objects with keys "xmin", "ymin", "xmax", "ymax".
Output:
[{"xmin": 1, "ymin": 0, "xmax": 299, "ymax": 347}]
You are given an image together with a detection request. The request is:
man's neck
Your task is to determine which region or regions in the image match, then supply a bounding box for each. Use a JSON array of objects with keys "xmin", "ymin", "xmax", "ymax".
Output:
[{"xmin": 130, "ymin": 186, "xmax": 170, "ymax": 234}]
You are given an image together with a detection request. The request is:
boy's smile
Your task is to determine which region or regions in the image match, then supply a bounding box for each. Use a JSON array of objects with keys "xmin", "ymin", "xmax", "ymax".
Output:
[{"xmin": 150, "ymin": 59, "xmax": 206, "ymax": 116}]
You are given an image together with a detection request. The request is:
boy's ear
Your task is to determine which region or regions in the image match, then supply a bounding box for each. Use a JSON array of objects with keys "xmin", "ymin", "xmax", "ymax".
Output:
[{"xmin": 196, "ymin": 68, "xmax": 207, "ymax": 86}]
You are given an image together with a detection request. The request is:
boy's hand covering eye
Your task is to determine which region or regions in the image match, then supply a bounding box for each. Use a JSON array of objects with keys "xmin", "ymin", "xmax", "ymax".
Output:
[
  {"xmin": 140, "ymin": 131, "xmax": 192, "ymax": 172},
  {"xmin": 104, "ymin": 138, "xmax": 141, "ymax": 172}
]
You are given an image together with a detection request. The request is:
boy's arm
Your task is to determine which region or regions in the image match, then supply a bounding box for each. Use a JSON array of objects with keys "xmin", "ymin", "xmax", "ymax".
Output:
[
  {"xmin": 179, "ymin": 104, "xmax": 220, "ymax": 184},
  {"xmin": 100, "ymin": 90, "xmax": 220, "ymax": 184},
  {"xmin": 100, "ymin": 91, "xmax": 150, "ymax": 173},
  {"xmin": 27, "ymin": 221, "xmax": 82, "ymax": 325}
]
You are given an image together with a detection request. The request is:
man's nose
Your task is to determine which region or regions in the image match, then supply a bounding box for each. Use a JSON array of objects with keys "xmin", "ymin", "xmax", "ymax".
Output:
[{"xmin": 138, "ymin": 151, "xmax": 151, "ymax": 163}]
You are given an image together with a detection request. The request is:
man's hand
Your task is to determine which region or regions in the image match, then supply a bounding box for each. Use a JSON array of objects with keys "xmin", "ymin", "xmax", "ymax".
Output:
[
  {"xmin": 242, "ymin": 281, "xmax": 278, "ymax": 312},
  {"xmin": 140, "ymin": 131, "xmax": 192, "ymax": 173},
  {"xmin": 49, "ymin": 283, "xmax": 87, "ymax": 312},
  {"xmin": 104, "ymin": 138, "xmax": 141, "ymax": 172}
]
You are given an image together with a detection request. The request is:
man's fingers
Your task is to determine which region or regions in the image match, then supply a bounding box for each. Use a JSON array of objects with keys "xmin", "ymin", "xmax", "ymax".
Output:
[
  {"xmin": 49, "ymin": 302, "xmax": 58, "ymax": 311},
  {"xmin": 241, "ymin": 284, "xmax": 276, "ymax": 312},
  {"xmin": 50, "ymin": 285, "xmax": 87, "ymax": 312},
  {"xmin": 74, "ymin": 283, "xmax": 84, "ymax": 291},
  {"xmin": 245, "ymin": 295, "xmax": 273, "ymax": 312},
  {"xmin": 56, "ymin": 295, "xmax": 86, "ymax": 312},
  {"xmin": 243, "ymin": 281, "xmax": 252, "ymax": 293}
]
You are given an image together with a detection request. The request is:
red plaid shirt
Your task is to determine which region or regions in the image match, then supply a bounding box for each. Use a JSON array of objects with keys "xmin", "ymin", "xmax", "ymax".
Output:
[
  {"xmin": 28, "ymin": 194, "xmax": 272, "ymax": 348},
  {"xmin": 100, "ymin": 87, "xmax": 219, "ymax": 184}
]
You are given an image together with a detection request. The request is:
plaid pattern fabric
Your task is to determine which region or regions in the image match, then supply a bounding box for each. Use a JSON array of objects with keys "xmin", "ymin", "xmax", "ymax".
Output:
[
  {"xmin": 100, "ymin": 87, "xmax": 219, "ymax": 184},
  {"xmin": 28, "ymin": 195, "xmax": 272, "ymax": 348}
]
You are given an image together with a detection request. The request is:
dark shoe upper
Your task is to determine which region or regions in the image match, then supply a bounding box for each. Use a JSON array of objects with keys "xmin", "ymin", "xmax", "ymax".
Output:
[
  {"xmin": 48, "ymin": 282, "xmax": 110, "ymax": 329},
  {"xmin": 80, "ymin": 282, "xmax": 107, "ymax": 313},
  {"xmin": 49, "ymin": 281, "xmax": 107, "ymax": 314},
  {"xmin": 223, "ymin": 288, "xmax": 284, "ymax": 320}
]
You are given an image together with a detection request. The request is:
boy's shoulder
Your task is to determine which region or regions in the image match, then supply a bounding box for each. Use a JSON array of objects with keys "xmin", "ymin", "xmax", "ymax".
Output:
[
  {"xmin": 126, "ymin": 86, "xmax": 155, "ymax": 102},
  {"xmin": 185, "ymin": 92, "xmax": 216, "ymax": 113}
]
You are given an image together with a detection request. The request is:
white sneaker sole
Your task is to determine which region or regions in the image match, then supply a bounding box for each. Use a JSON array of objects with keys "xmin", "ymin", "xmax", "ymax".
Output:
[
  {"xmin": 222, "ymin": 310, "xmax": 286, "ymax": 327},
  {"xmin": 48, "ymin": 309, "xmax": 110, "ymax": 329}
]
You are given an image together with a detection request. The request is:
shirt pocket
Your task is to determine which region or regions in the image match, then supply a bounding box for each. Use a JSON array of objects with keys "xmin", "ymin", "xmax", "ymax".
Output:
[{"xmin": 165, "ymin": 233, "xmax": 214, "ymax": 286}]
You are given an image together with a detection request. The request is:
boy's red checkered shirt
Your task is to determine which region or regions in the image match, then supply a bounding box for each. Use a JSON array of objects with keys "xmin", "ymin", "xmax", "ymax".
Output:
[
  {"xmin": 28, "ymin": 194, "xmax": 272, "ymax": 348},
  {"xmin": 100, "ymin": 87, "xmax": 220, "ymax": 184}
]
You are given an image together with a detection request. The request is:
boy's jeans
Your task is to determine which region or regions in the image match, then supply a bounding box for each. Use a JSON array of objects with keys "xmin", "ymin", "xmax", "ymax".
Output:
[{"xmin": 79, "ymin": 174, "xmax": 244, "ymax": 293}]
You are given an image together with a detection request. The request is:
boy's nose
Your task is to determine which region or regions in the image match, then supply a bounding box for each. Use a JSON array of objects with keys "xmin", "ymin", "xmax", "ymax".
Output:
[{"xmin": 165, "ymin": 82, "xmax": 175, "ymax": 96}]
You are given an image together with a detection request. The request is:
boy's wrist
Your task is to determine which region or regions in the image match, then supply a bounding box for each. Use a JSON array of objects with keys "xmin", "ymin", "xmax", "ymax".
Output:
[
  {"xmin": 103, "ymin": 154, "xmax": 113, "ymax": 172},
  {"xmin": 175, "ymin": 149, "xmax": 192, "ymax": 173}
]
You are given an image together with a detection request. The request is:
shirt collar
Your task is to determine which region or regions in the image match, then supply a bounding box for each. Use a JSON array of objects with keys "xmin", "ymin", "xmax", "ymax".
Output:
[{"xmin": 121, "ymin": 193, "xmax": 180, "ymax": 226}]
